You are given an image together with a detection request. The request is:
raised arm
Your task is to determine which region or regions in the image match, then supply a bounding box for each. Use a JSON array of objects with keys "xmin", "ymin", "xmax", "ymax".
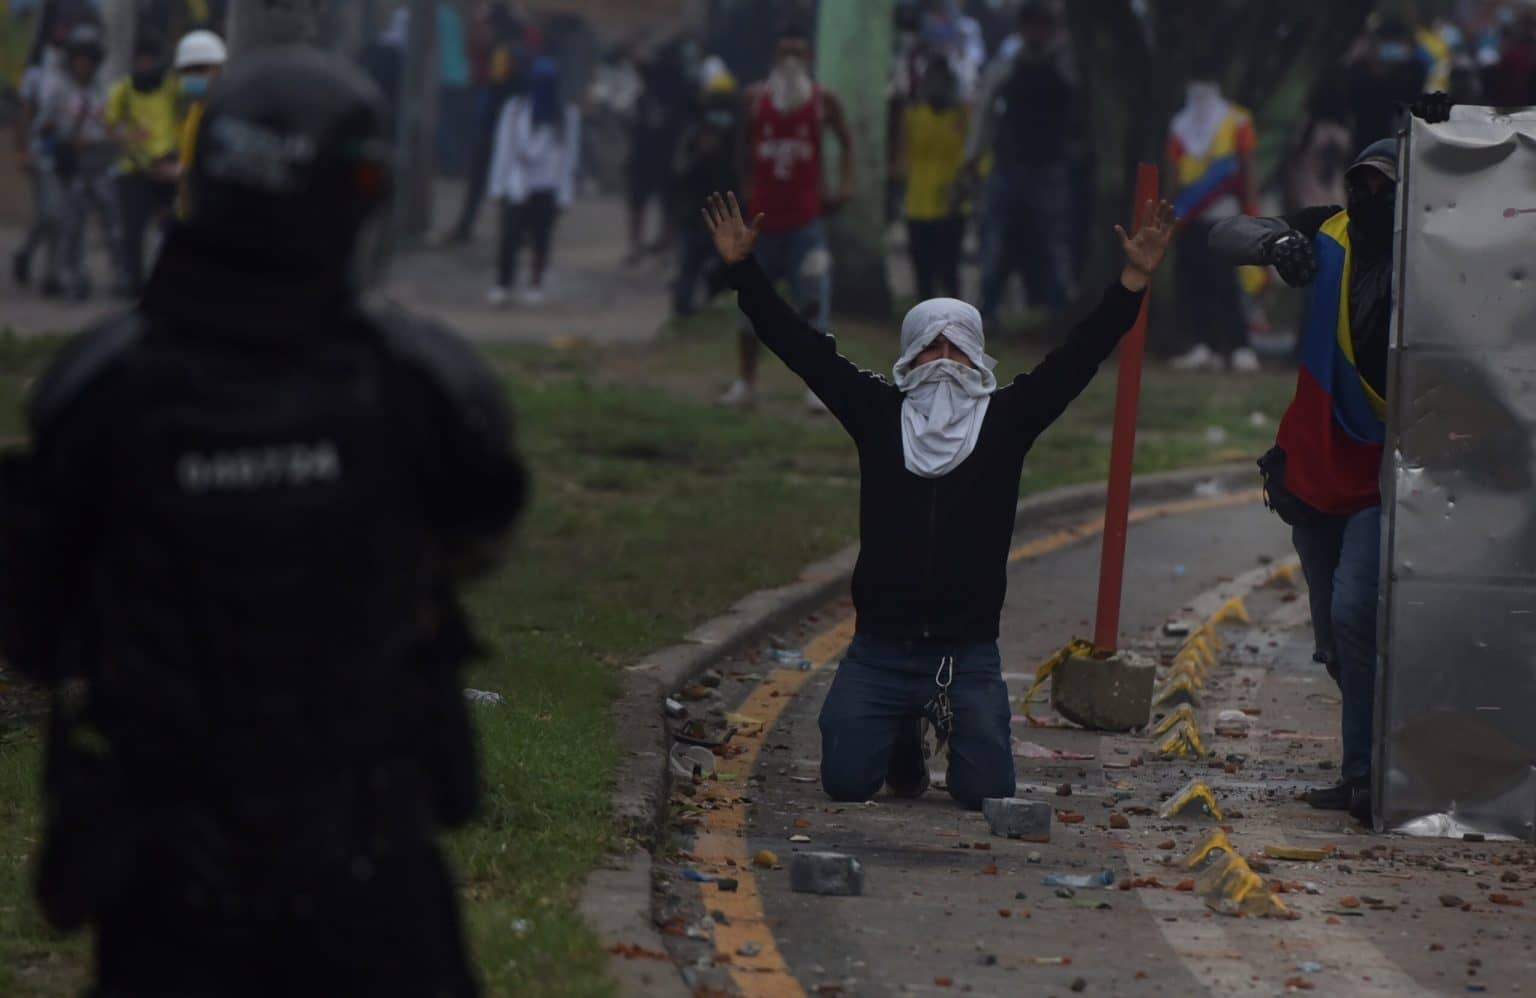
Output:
[
  {"xmin": 703, "ymin": 192, "xmax": 888, "ymax": 436},
  {"xmin": 1011, "ymin": 200, "xmax": 1175, "ymax": 434}
]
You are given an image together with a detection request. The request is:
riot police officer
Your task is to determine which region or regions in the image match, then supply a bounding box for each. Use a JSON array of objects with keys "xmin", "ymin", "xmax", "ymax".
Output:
[{"xmin": 0, "ymin": 47, "xmax": 526, "ymax": 996}]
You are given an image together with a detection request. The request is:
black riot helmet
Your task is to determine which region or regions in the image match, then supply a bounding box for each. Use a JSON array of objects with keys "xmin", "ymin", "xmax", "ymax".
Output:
[{"xmin": 184, "ymin": 46, "xmax": 394, "ymax": 284}]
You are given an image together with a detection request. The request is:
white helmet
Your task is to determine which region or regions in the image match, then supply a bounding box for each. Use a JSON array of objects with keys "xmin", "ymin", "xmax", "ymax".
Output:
[{"xmin": 175, "ymin": 30, "xmax": 228, "ymax": 71}]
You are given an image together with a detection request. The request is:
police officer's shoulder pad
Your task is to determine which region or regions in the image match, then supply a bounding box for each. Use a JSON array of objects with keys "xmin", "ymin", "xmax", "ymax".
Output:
[
  {"xmin": 370, "ymin": 305, "xmax": 510, "ymax": 438},
  {"xmin": 29, "ymin": 313, "xmax": 147, "ymax": 434}
]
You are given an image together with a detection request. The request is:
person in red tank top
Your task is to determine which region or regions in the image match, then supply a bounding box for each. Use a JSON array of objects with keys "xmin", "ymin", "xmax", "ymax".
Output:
[{"xmin": 719, "ymin": 23, "xmax": 856, "ymax": 409}]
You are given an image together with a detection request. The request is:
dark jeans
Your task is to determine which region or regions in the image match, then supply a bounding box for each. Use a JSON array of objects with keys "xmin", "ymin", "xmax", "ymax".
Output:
[
  {"xmin": 451, "ymin": 87, "xmax": 502, "ymax": 240},
  {"xmin": 907, "ymin": 216, "xmax": 964, "ymax": 301},
  {"xmin": 818, "ymin": 634, "xmax": 1015, "ymax": 810},
  {"xmin": 978, "ymin": 159, "xmax": 1073, "ymax": 319},
  {"xmin": 1175, "ymin": 221, "xmax": 1249, "ymax": 356},
  {"xmin": 672, "ymin": 225, "xmax": 719, "ymax": 316},
  {"xmin": 1291, "ymin": 505, "xmax": 1381, "ymax": 781},
  {"xmin": 497, "ymin": 192, "xmax": 559, "ymax": 288},
  {"xmin": 115, "ymin": 172, "xmax": 177, "ymax": 292}
]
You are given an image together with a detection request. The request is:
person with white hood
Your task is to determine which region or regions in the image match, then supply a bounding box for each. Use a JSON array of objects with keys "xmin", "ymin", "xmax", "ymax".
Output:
[
  {"xmin": 702, "ymin": 191, "xmax": 1176, "ymax": 808},
  {"xmin": 1165, "ymin": 57, "xmax": 1261, "ymax": 373}
]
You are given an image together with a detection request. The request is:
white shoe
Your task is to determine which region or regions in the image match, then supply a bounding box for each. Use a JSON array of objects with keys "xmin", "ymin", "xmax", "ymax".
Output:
[
  {"xmin": 717, "ymin": 378, "xmax": 754, "ymax": 407},
  {"xmin": 517, "ymin": 287, "xmax": 546, "ymax": 307},
  {"xmin": 804, "ymin": 388, "xmax": 829, "ymax": 414},
  {"xmin": 1229, "ymin": 347, "xmax": 1261, "ymax": 373},
  {"xmin": 486, "ymin": 285, "xmax": 510, "ymax": 308},
  {"xmin": 1170, "ymin": 343, "xmax": 1222, "ymax": 372}
]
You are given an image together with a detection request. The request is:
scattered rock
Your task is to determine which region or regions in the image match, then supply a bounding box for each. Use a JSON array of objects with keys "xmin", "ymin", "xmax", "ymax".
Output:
[
  {"xmin": 1070, "ymin": 977, "xmax": 1088, "ymax": 992},
  {"xmin": 1056, "ymin": 782, "xmax": 1073, "ymax": 797},
  {"xmin": 737, "ymin": 942, "xmax": 761, "ymax": 958},
  {"xmin": 1027, "ymin": 851, "xmax": 1043, "ymax": 864},
  {"xmin": 754, "ymin": 850, "xmax": 778, "ymax": 869},
  {"xmin": 1440, "ymin": 894, "xmax": 1466, "ymax": 908},
  {"xmin": 1052, "ymin": 650, "xmax": 1156, "ymax": 731},
  {"xmin": 1157, "ymin": 839, "xmax": 1176, "ymax": 850},
  {"xmin": 1109, "ymin": 814, "xmax": 1130, "ymax": 830},
  {"xmin": 717, "ymin": 878, "xmax": 739, "ymax": 892},
  {"xmin": 789, "ymin": 852, "xmax": 865, "ymax": 896},
  {"xmin": 984, "ymin": 797, "xmax": 1053, "ymax": 841}
]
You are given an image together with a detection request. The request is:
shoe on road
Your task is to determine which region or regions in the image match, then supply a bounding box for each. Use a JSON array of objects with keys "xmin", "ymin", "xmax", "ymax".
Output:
[
  {"xmin": 717, "ymin": 378, "xmax": 754, "ymax": 408},
  {"xmin": 516, "ymin": 286, "xmax": 546, "ymax": 307},
  {"xmin": 1305, "ymin": 775, "xmax": 1367, "ymax": 810},
  {"xmin": 486, "ymin": 285, "xmax": 511, "ymax": 308},
  {"xmin": 1229, "ymin": 346, "xmax": 1262, "ymax": 373},
  {"xmin": 1348, "ymin": 783, "xmax": 1373, "ymax": 827},
  {"xmin": 1170, "ymin": 343, "xmax": 1222, "ymax": 372}
]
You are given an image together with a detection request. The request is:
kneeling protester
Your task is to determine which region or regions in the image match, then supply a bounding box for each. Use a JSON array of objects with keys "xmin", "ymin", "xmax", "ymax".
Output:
[{"xmin": 702, "ymin": 192, "xmax": 1175, "ymax": 809}]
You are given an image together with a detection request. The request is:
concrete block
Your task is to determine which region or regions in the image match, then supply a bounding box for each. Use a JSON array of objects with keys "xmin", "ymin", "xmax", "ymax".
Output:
[
  {"xmin": 789, "ymin": 852, "xmax": 865, "ymax": 896},
  {"xmin": 1050, "ymin": 650, "xmax": 1155, "ymax": 732},
  {"xmin": 982, "ymin": 797, "xmax": 1052, "ymax": 842}
]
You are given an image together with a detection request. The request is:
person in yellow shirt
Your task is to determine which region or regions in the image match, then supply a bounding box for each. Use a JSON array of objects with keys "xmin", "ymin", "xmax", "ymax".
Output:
[
  {"xmin": 897, "ymin": 56, "xmax": 969, "ymax": 301},
  {"xmin": 105, "ymin": 34, "xmax": 181, "ymax": 295},
  {"xmin": 173, "ymin": 29, "xmax": 228, "ymax": 216}
]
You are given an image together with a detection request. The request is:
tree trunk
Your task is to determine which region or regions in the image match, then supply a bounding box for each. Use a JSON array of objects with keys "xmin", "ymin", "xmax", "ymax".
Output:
[
  {"xmin": 100, "ymin": 0, "xmax": 138, "ymax": 87},
  {"xmin": 225, "ymin": 0, "xmax": 322, "ymax": 60},
  {"xmin": 392, "ymin": 0, "xmax": 439, "ymax": 243},
  {"xmin": 815, "ymin": 0, "xmax": 893, "ymax": 321}
]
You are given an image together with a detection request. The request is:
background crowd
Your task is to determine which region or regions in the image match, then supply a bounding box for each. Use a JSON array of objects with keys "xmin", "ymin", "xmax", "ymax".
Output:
[{"xmin": 3, "ymin": 0, "xmax": 1534, "ymax": 369}]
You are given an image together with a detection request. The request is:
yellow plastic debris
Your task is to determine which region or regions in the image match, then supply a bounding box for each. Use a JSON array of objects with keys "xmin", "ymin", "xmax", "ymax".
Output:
[
  {"xmin": 1166, "ymin": 660, "xmax": 1205, "ymax": 687},
  {"xmin": 1212, "ymin": 596, "xmax": 1250, "ymax": 626},
  {"xmin": 1267, "ymin": 562, "xmax": 1301, "ymax": 587},
  {"xmin": 1155, "ymin": 719, "xmax": 1208, "ymax": 760},
  {"xmin": 1182, "ymin": 828, "xmax": 1234, "ymax": 870},
  {"xmin": 1152, "ymin": 674, "xmax": 1202, "ymax": 708},
  {"xmin": 1170, "ymin": 647, "xmax": 1207, "ymax": 676},
  {"xmin": 1186, "ymin": 634, "xmax": 1218, "ymax": 669},
  {"xmin": 1262, "ymin": 844, "xmax": 1334, "ymax": 862},
  {"xmin": 1160, "ymin": 778, "xmax": 1223, "ymax": 820},
  {"xmin": 1148, "ymin": 704, "xmax": 1197, "ymax": 737},
  {"xmin": 1196, "ymin": 622, "xmax": 1224, "ymax": 649},
  {"xmin": 1020, "ymin": 637, "xmax": 1098, "ymax": 724}
]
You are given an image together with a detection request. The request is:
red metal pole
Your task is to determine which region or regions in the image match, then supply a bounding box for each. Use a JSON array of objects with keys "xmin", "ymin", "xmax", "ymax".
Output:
[{"xmin": 1093, "ymin": 163, "xmax": 1160, "ymax": 652}]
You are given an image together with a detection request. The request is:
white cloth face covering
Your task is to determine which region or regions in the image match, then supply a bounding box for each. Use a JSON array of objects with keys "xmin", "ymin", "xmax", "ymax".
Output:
[{"xmin": 892, "ymin": 298, "xmax": 998, "ymax": 478}]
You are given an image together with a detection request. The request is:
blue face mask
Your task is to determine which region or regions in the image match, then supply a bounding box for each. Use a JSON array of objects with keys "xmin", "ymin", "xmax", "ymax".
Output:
[{"xmin": 180, "ymin": 74, "xmax": 209, "ymax": 100}]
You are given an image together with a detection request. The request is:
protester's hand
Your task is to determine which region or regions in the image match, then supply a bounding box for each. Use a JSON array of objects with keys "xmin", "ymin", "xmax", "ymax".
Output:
[
  {"xmin": 1265, "ymin": 229, "xmax": 1318, "ymax": 288},
  {"xmin": 1116, "ymin": 199, "xmax": 1176, "ymax": 292},
  {"xmin": 1408, "ymin": 91, "xmax": 1454, "ymax": 124},
  {"xmin": 702, "ymin": 191, "xmax": 762, "ymax": 266}
]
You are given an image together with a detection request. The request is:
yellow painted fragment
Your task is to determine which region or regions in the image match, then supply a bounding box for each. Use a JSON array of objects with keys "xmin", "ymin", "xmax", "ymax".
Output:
[
  {"xmin": 1153, "ymin": 674, "xmax": 1201, "ymax": 708},
  {"xmin": 1161, "ymin": 777, "xmax": 1223, "ymax": 820},
  {"xmin": 1262, "ymin": 844, "xmax": 1334, "ymax": 862},
  {"xmin": 1148, "ymin": 704, "xmax": 1197, "ymax": 737},
  {"xmin": 1156, "ymin": 719, "xmax": 1208, "ymax": 759}
]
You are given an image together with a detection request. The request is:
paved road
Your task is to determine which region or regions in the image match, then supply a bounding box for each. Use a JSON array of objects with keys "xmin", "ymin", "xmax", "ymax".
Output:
[
  {"xmin": 0, "ymin": 184, "xmax": 671, "ymax": 344},
  {"xmin": 654, "ymin": 490, "xmax": 1536, "ymax": 997}
]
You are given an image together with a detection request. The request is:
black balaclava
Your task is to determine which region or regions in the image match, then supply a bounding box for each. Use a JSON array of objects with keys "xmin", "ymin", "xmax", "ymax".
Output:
[{"xmin": 1345, "ymin": 138, "xmax": 1399, "ymax": 253}]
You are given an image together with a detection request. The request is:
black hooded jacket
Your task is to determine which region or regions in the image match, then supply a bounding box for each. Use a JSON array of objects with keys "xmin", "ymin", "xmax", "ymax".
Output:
[{"xmin": 728, "ymin": 256, "xmax": 1144, "ymax": 642}]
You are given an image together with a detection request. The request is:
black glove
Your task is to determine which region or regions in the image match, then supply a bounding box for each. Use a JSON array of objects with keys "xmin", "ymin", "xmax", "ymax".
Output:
[
  {"xmin": 1408, "ymin": 91, "xmax": 1454, "ymax": 124},
  {"xmin": 1265, "ymin": 230, "xmax": 1317, "ymax": 288}
]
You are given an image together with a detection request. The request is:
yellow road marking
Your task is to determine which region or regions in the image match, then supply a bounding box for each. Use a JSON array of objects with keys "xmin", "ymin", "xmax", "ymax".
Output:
[{"xmin": 681, "ymin": 487, "xmax": 1262, "ymax": 996}]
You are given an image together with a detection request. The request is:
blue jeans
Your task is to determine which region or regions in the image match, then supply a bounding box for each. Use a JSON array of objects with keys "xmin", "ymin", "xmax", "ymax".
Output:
[
  {"xmin": 751, "ymin": 219, "xmax": 831, "ymax": 332},
  {"xmin": 818, "ymin": 635, "xmax": 1015, "ymax": 809},
  {"xmin": 1291, "ymin": 506, "xmax": 1381, "ymax": 781},
  {"xmin": 977, "ymin": 160, "xmax": 1073, "ymax": 319}
]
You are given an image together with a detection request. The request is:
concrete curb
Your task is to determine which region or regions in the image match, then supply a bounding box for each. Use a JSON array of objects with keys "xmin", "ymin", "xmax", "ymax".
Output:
[{"xmin": 578, "ymin": 460, "xmax": 1258, "ymax": 996}]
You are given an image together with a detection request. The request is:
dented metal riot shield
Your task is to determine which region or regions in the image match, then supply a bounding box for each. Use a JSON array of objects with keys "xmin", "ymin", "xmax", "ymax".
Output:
[{"xmin": 1378, "ymin": 109, "xmax": 1536, "ymax": 840}]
